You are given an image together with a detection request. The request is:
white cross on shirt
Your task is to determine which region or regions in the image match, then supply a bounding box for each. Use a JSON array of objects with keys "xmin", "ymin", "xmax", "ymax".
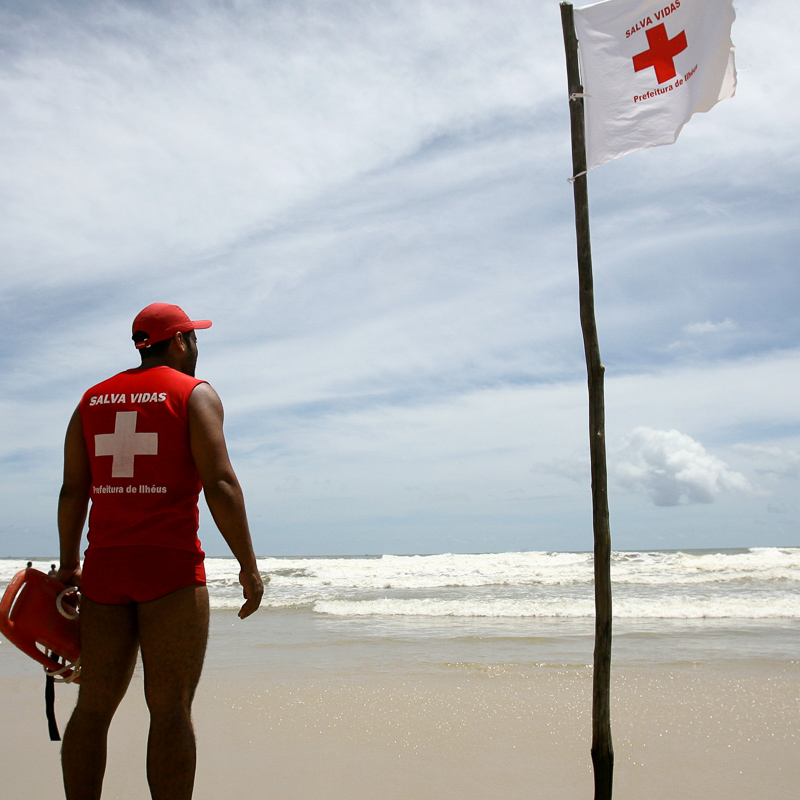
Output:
[{"xmin": 94, "ymin": 411, "xmax": 158, "ymax": 478}]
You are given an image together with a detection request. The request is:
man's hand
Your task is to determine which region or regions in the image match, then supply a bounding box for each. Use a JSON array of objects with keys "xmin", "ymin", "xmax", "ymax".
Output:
[
  {"xmin": 56, "ymin": 564, "xmax": 82, "ymax": 587},
  {"xmin": 238, "ymin": 568, "xmax": 264, "ymax": 619}
]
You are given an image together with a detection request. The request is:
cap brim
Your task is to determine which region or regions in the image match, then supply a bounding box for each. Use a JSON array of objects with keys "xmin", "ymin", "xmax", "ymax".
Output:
[{"xmin": 189, "ymin": 319, "xmax": 212, "ymax": 330}]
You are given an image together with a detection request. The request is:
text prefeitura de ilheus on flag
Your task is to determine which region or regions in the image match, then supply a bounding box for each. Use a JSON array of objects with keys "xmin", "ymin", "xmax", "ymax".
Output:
[{"xmin": 573, "ymin": 0, "xmax": 736, "ymax": 170}]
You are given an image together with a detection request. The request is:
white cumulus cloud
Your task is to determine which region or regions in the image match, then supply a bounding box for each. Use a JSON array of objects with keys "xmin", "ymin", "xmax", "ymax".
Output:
[{"xmin": 614, "ymin": 427, "xmax": 752, "ymax": 506}]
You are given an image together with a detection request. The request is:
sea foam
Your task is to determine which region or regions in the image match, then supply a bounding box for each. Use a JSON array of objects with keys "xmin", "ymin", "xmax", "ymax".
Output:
[{"xmin": 3, "ymin": 548, "xmax": 799, "ymax": 619}]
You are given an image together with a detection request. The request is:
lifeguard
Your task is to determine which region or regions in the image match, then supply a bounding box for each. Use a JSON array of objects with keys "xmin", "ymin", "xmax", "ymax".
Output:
[{"xmin": 55, "ymin": 302, "xmax": 263, "ymax": 800}]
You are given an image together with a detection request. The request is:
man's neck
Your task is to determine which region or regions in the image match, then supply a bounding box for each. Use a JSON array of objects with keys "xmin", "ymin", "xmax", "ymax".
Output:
[
  {"xmin": 138, "ymin": 358, "xmax": 170, "ymax": 370},
  {"xmin": 138, "ymin": 356, "xmax": 194, "ymax": 377},
  {"xmin": 138, "ymin": 356, "xmax": 179, "ymax": 371}
]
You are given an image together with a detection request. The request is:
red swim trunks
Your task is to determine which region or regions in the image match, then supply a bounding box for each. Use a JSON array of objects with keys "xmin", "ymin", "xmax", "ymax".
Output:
[{"xmin": 81, "ymin": 546, "xmax": 206, "ymax": 604}]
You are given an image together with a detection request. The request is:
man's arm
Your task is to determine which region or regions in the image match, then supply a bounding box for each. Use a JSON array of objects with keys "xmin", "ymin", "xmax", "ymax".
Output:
[
  {"xmin": 57, "ymin": 407, "xmax": 91, "ymax": 586},
  {"xmin": 188, "ymin": 382, "xmax": 263, "ymax": 619}
]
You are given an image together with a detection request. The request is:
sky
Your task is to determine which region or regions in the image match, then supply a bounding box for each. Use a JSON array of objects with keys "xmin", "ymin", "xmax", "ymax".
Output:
[{"xmin": 1, "ymin": 0, "xmax": 798, "ymax": 557}]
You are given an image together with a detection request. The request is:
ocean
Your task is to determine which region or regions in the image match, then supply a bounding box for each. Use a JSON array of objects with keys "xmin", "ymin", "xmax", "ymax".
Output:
[{"xmin": 3, "ymin": 547, "xmax": 798, "ymax": 673}]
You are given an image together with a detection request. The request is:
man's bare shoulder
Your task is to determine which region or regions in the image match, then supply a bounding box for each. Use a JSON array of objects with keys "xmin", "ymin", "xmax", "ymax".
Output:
[
  {"xmin": 190, "ymin": 381, "xmax": 220, "ymax": 401},
  {"xmin": 188, "ymin": 381, "xmax": 224, "ymax": 422}
]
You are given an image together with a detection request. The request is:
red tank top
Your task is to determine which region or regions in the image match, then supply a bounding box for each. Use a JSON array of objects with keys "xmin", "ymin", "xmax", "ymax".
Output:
[{"xmin": 79, "ymin": 366, "xmax": 207, "ymax": 554}]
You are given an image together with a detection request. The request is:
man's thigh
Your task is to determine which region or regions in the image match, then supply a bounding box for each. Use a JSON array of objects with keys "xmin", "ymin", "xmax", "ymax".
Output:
[
  {"xmin": 137, "ymin": 586, "xmax": 210, "ymax": 709},
  {"xmin": 75, "ymin": 599, "xmax": 139, "ymax": 712}
]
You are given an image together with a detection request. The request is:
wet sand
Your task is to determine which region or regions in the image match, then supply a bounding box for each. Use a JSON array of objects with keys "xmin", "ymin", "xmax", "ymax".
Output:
[{"xmin": 1, "ymin": 637, "xmax": 797, "ymax": 800}]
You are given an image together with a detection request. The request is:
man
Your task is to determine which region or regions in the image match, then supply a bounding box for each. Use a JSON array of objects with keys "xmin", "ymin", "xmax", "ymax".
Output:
[{"xmin": 56, "ymin": 302, "xmax": 263, "ymax": 800}]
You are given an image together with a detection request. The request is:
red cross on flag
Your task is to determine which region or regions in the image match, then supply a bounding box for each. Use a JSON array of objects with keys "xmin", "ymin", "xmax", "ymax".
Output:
[{"xmin": 573, "ymin": 0, "xmax": 736, "ymax": 170}]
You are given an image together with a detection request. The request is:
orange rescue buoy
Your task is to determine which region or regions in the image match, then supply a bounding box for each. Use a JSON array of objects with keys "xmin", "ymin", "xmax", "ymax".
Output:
[{"xmin": 0, "ymin": 568, "xmax": 81, "ymax": 682}]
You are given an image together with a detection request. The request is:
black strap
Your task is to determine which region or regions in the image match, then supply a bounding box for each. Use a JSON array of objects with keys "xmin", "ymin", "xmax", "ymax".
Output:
[{"xmin": 45, "ymin": 656, "xmax": 61, "ymax": 741}]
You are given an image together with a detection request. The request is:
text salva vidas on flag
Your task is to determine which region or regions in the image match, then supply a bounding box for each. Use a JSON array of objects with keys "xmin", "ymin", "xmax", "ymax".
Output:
[{"xmin": 573, "ymin": 0, "xmax": 736, "ymax": 170}]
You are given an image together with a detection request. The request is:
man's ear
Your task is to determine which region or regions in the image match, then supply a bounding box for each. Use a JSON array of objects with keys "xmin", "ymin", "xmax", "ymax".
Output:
[{"xmin": 174, "ymin": 331, "xmax": 187, "ymax": 351}]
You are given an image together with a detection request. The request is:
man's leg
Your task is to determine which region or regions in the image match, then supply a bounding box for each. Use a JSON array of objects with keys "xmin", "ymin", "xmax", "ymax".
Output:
[
  {"xmin": 137, "ymin": 585, "xmax": 209, "ymax": 800},
  {"xmin": 61, "ymin": 599, "xmax": 139, "ymax": 800}
]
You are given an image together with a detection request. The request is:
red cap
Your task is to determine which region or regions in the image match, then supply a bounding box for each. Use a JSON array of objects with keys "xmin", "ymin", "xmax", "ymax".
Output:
[{"xmin": 132, "ymin": 303, "xmax": 212, "ymax": 349}]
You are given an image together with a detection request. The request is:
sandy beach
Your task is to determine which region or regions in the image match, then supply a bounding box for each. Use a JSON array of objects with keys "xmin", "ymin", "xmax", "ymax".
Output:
[{"xmin": 2, "ymin": 632, "xmax": 797, "ymax": 800}]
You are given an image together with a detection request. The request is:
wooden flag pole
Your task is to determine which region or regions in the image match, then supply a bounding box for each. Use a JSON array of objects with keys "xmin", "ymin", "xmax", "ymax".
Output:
[{"xmin": 559, "ymin": 4, "xmax": 614, "ymax": 798}]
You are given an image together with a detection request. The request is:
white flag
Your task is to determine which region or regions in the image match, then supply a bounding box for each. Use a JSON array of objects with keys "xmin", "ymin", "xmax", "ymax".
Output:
[{"xmin": 573, "ymin": 0, "xmax": 736, "ymax": 170}]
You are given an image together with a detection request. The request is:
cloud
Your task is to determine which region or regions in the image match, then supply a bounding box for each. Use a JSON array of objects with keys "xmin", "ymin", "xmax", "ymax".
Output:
[
  {"xmin": 682, "ymin": 319, "xmax": 738, "ymax": 335},
  {"xmin": 614, "ymin": 427, "xmax": 752, "ymax": 506},
  {"xmin": 0, "ymin": 0, "xmax": 562, "ymax": 290}
]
